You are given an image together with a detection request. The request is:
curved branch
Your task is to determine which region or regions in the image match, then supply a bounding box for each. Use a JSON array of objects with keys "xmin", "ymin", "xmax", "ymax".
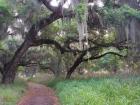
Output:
[
  {"xmin": 66, "ymin": 51, "xmax": 87, "ymax": 79},
  {"xmin": 32, "ymin": 38, "xmax": 66, "ymax": 54},
  {"xmin": 31, "ymin": 37, "xmax": 127, "ymax": 56},
  {"xmin": 31, "ymin": 38, "xmax": 100, "ymax": 54},
  {"xmin": 64, "ymin": 37, "xmax": 127, "ymax": 51},
  {"xmin": 83, "ymin": 52, "xmax": 126, "ymax": 62},
  {"xmin": 89, "ymin": 39, "xmax": 127, "ymax": 49},
  {"xmin": 9, "ymin": 12, "xmax": 63, "ymax": 67}
]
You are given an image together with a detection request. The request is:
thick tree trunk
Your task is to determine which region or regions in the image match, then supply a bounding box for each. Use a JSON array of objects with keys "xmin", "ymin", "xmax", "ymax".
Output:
[
  {"xmin": 66, "ymin": 67, "xmax": 77, "ymax": 79},
  {"xmin": 66, "ymin": 52, "xmax": 86, "ymax": 79},
  {"xmin": 1, "ymin": 40, "xmax": 31, "ymax": 84},
  {"xmin": 1, "ymin": 65, "xmax": 16, "ymax": 84},
  {"xmin": 1, "ymin": 13, "xmax": 62, "ymax": 84},
  {"xmin": 66, "ymin": 61, "xmax": 82, "ymax": 79}
]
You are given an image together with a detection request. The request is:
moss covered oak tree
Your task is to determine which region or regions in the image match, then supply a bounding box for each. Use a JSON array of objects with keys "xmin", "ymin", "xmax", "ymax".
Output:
[
  {"xmin": 0, "ymin": 0, "xmax": 101, "ymax": 84},
  {"xmin": 0, "ymin": 0, "xmax": 139, "ymax": 84},
  {"xmin": 0, "ymin": 0, "xmax": 70, "ymax": 84}
]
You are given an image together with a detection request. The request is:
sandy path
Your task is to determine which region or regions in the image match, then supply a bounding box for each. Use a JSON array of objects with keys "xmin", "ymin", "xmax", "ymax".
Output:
[{"xmin": 17, "ymin": 82, "xmax": 60, "ymax": 105}]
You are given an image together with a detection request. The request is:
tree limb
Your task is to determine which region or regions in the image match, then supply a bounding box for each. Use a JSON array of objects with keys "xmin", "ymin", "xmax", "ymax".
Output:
[
  {"xmin": 32, "ymin": 38, "xmax": 66, "ymax": 54},
  {"xmin": 83, "ymin": 51, "xmax": 126, "ymax": 62}
]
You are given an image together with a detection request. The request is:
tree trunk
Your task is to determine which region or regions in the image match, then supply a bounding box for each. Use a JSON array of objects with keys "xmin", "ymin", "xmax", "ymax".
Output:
[
  {"xmin": 1, "ymin": 40, "xmax": 31, "ymax": 84},
  {"xmin": 1, "ymin": 65, "xmax": 16, "ymax": 84},
  {"xmin": 1, "ymin": 13, "xmax": 61, "ymax": 84},
  {"xmin": 66, "ymin": 52, "xmax": 86, "ymax": 79},
  {"xmin": 66, "ymin": 69, "xmax": 74, "ymax": 79},
  {"xmin": 66, "ymin": 61, "xmax": 81, "ymax": 79}
]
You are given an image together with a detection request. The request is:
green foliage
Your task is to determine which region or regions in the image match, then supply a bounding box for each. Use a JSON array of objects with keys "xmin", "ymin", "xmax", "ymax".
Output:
[
  {"xmin": 18, "ymin": 66, "xmax": 25, "ymax": 72},
  {"xmin": 43, "ymin": 23, "xmax": 60, "ymax": 38},
  {"xmin": 0, "ymin": 0, "xmax": 11, "ymax": 24},
  {"xmin": 103, "ymin": 28, "xmax": 116, "ymax": 43},
  {"xmin": 0, "ymin": 6, "xmax": 11, "ymax": 23},
  {"xmin": 61, "ymin": 19, "xmax": 77, "ymax": 37},
  {"xmin": 0, "ymin": 0, "xmax": 8, "ymax": 7},
  {"xmin": 91, "ymin": 54, "xmax": 120, "ymax": 71},
  {"xmin": 74, "ymin": 0, "xmax": 87, "ymax": 22},
  {"xmin": 0, "ymin": 79, "xmax": 26, "ymax": 105},
  {"xmin": 0, "ymin": 41, "xmax": 3, "ymax": 48},
  {"xmin": 51, "ymin": 76, "xmax": 140, "ymax": 105},
  {"xmin": 101, "ymin": 5, "xmax": 140, "ymax": 25},
  {"xmin": 43, "ymin": 19, "xmax": 77, "ymax": 43}
]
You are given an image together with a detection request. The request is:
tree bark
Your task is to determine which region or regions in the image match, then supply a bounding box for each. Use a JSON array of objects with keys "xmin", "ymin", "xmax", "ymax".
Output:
[
  {"xmin": 1, "ymin": 64, "xmax": 16, "ymax": 84},
  {"xmin": 1, "ymin": 12, "xmax": 62, "ymax": 84},
  {"xmin": 66, "ymin": 52, "xmax": 86, "ymax": 79},
  {"xmin": 1, "ymin": 40, "xmax": 31, "ymax": 84}
]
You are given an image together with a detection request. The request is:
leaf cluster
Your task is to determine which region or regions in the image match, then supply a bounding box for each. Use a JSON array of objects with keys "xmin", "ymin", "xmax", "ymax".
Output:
[
  {"xmin": 0, "ymin": 3, "xmax": 11, "ymax": 23},
  {"xmin": 74, "ymin": 0, "xmax": 87, "ymax": 22}
]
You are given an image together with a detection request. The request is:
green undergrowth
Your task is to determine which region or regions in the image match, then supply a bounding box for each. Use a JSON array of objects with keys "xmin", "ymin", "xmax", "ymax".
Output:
[
  {"xmin": 0, "ymin": 79, "xmax": 26, "ymax": 105},
  {"xmin": 49, "ymin": 75, "xmax": 140, "ymax": 105}
]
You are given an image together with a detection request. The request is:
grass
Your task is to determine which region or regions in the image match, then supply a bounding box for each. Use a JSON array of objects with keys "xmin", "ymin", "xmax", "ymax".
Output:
[
  {"xmin": 48, "ymin": 75, "xmax": 140, "ymax": 105},
  {"xmin": 0, "ymin": 79, "xmax": 26, "ymax": 105}
]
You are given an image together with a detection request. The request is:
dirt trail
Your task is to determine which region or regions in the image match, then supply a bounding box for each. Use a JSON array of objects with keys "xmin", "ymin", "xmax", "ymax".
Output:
[{"xmin": 17, "ymin": 82, "xmax": 60, "ymax": 105}]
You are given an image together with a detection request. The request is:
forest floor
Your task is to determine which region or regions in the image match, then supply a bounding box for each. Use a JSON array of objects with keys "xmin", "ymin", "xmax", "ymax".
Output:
[{"xmin": 17, "ymin": 82, "xmax": 60, "ymax": 105}]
